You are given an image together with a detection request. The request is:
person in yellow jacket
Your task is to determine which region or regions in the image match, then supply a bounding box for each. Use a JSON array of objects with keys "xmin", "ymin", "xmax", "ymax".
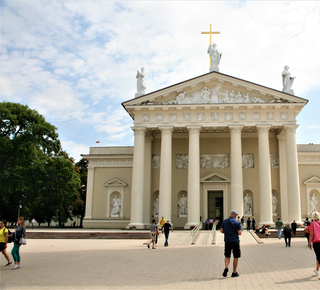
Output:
[{"xmin": 160, "ymin": 216, "xmax": 166, "ymax": 233}]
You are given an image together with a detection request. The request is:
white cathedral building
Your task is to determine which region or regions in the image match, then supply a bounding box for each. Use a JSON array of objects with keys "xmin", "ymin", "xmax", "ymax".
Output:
[{"xmin": 82, "ymin": 52, "xmax": 320, "ymax": 229}]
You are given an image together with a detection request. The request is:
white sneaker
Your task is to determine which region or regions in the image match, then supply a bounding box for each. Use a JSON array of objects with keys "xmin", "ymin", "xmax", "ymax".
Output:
[
  {"xmin": 314, "ymin": 269, "xmax": 319, "ymax": 275},
  {"xmin": 12, "ymin": 265, "xmax": 20, "ymax": 270}
]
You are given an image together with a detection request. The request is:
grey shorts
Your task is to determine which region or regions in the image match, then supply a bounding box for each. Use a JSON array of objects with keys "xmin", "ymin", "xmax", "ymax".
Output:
[{"xmin": 150, "ymin": 232, "xmax": 156, "ymax": 241}]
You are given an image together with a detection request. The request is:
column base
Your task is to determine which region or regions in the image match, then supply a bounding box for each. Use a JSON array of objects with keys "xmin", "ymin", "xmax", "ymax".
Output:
[
  {"xmin": 83, "ymin": 216, "xmax": 92, "ymax": 220},
  {"xmin": 184, "ymin": 222, "xmax": 201, "ymax": 230},
  {"xmin": 258, "ymin": 221, "xmax": 275, "ymax": 228},
  {"xmin": 126, "ymin": 222, "xmax": 146, "ymax": 230}
]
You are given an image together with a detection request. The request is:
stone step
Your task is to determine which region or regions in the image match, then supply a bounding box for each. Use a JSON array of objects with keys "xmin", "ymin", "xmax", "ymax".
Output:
[{"xmin": 25, "ymin": 231, "xmax": 150, "ymax": 240}]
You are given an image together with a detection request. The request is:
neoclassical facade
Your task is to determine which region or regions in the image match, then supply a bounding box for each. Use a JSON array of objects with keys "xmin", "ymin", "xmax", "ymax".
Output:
[{"xmin": 82, "ymin": 71, "xmax": 320, "ymax": 229}]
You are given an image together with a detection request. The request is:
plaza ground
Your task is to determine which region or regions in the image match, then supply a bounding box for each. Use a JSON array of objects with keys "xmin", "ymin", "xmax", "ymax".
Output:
[{"xmin": 0, "ymin": 230, "xmax": 319, "ymax": 289}]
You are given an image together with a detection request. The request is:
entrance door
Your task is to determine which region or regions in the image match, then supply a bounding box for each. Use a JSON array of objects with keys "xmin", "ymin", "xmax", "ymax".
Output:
[{"xmin": 208, "ymin": 191, "xmax": 223, "ymax": 228}]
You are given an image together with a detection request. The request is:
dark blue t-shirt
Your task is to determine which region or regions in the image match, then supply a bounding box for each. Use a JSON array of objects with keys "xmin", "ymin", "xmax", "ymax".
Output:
[{"xmin": 221, "ymin": 217, "xmax": 241, "ymax": 243}]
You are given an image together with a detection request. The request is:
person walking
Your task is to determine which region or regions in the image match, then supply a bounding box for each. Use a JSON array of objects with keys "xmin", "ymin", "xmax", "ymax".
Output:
[
  {"xmin": 291, "ymin": 220, "xmax": 297, "ymax": 236},
  {"xmin": 31, "ymin": 218, "xmax": 36, "ymax": 229},
  {"xmin": 252, "ymin": 218, "xmax": 256, "ymax": 231},
  {"xmin": 205, "ymin": 219, "xmax": 209, "ymax": 231},
  {"xmin": 240, "ymin": 216, "xmax": 244, "ymax": 229},
  {"xmin": 159, "ymin": 216, "xmax": 166, "ymax": 233},
  {"xmin": 11, "ymin": 217, "xmax": 26, "ymax": 270},
  {"xmin": 246, "ymin": 218, "xmax": 251, "ymax": 231},
  {"xmin": 283, "ymin": 223, "xmax": 292, "ymax": 247},
  {"xmin": 209, "ymin": 219, "xmax": 213, "ymax": 230},
  {"xmin": 147, "ymin": 219, "xmax": 158, "ymax": 249},
  {"xmin": 220, "ymin": 210, "xmax": 242, "ymax": 278},
  {"xmin": 163, "ymin": 220, "xmax": 173, "ymax": 247},
  {"xmin": 304, "ymin": 221, "xmax": 311, "ymax": 246},
  {"xmin": 309, "ymin": 211, "xmax": 320, "ymax": 280},
  {"xmin": 275, "ymin": 218, "xmax": 283, "ymax": 239},
  {"xmin": 0, "ymin": 220, "xmax": 12, "ymax": 267}
]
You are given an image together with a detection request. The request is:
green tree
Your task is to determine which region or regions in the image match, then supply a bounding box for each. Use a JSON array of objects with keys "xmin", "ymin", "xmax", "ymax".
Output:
[
  {"xmin": 0, "ymin": 102, "xmax": 61, "ymax": 221},
  {"xmin": 0, "ymin": 102, "xmax": 81, "ymax": 226},
  {"xmin": 73, "ymin": 158, "xmax": 88, "ymax": 227}
]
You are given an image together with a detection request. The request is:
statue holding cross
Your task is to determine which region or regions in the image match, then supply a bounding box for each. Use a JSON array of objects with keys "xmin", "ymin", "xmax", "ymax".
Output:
[{"xmin": 201, "ymin": 24, "xmax": 222, "ymax": 72}]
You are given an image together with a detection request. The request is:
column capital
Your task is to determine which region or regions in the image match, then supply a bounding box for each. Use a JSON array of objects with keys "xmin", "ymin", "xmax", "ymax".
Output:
[
  {"xmin": 229, "ymin": 125, "xmax": 243, "ymax": 133},
  {"xmin": 187, "ymin": 125, "xmax": 201, "ymax": 133},
  {"xmin": 159, "ymin": 126, "xmax": 174, "ymax": 134},
  {"xmin": 131, "ymin": 126, "xmax": 146, "ymax": 134},
  {"xmin": 256, "ymin": 125, "xmax": 271, "ymax": 133},
  {"xmin": 284, "ymin": 124, "xmax": 299, "ymax": 133},
  {"xmin": 277, "ymin": 130, "xmax": 286, "ymax": 141}
]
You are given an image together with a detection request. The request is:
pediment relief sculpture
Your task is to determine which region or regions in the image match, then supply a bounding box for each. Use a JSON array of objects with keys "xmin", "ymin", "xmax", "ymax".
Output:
[{"xmin": 139, "ymin": 84, "xmax": 290, "ymax": 106}]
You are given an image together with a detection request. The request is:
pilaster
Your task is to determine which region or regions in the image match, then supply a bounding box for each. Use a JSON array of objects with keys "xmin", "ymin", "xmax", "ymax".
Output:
[
  {"xmin": 84, "ymin": 167, "xmax": 94, "ymax": 219},
  {"xmin": 277, "ymin": 133, "xmax": 289, "ymax": 224}
]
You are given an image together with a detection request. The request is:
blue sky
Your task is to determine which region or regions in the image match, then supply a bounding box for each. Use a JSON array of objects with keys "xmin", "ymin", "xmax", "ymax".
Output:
[{"xmin": 1, "ymin": 0, "xmax": 320, "ymax": 161}]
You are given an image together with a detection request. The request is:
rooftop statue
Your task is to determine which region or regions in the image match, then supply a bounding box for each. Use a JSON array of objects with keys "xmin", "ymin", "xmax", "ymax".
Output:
[
  {"xmin": 282, "ymin": 65, "xmax": 295, "ymax": 95},
  {"xmin": 135, "ymin": 67, "xmax": 146, "ymax": 98},
  {"xmin": 207, "ymin": 43, "xmax": 221, "ymax": 72}
]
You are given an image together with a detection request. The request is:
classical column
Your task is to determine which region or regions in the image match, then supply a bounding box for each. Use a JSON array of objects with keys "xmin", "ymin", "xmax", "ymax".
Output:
[
  {"xmin": 229, "ymin": 126, "xmax": 243, "ymax": 217},
  {"xmin": 257, "ymin": 125, "xmax": 274, "ymax": 227},
  {"xmin": 84, "ymin": 167, "xmax": 94, "ymax": 220},
  {"xmin": 285, "ymin": 125, "xmax": 302, "ymax": 224},
  {"xmin": 127, "ymin": 127, "xmax": 146, "ymax": 229},
  {"xmin": 278, "ymin": 133, "xmax": 289, "ymax": 224},
  {"xmin": 143, "ymin": 134, "xmax": 153, "ymax": 225},
  {"xmin": 185, "ymin": 126, "xmax": 201, "ymax": 229},
  {"xmin": 158, "ymin": 127, "xmax": 173, "ymax": 222}
]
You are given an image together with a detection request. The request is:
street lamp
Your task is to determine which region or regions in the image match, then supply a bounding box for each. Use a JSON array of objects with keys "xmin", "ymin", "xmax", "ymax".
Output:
[{"xmin": 17, "ymin": 201, "xmax": 22, "ymax": 220}]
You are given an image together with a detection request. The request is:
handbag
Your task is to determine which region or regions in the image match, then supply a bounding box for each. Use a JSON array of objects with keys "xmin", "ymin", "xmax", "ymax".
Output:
[{"xmin": 19, "ymin": 237, "xmax": 26, "ymax": 245}]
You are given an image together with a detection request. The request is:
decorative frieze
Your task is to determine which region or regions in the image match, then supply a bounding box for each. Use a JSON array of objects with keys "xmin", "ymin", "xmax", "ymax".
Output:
[
  {"xmin": 200, "ymin": 154, "xmax": 229, "ymax": 169},
  {"xmin": 225, "ymin": 112, "xmax": 233, "ymax": 121},
  {"xmin": 210, "ymin": 112, "xmax": 219, "ymax": 121},
  {"xmin": 170, "ymin": 113, "xmax": 177, "ymax": 121},
  {"xmin": 280, "ymin": 112, "xmax": 288, "ymax": 120},
  {"xmin": 183, "ymin": 113, "xmax": 191, "ymax": 121},
  {"xmin": 176, "ymin": 154, "xmax": 188, "ymax": 169},
  {"xmin": 142, "ymin": 114, "xmax": 150, "ymax": 122},
  {"xmin": 253, "ymin": 112, "xmax": 261, "ymax": 120},
  {"xmin": 270, "ymin": 153, "xmax": 279, "ymax": 168},
  {"xmin": 242, "ymin": 153, "xmax": 254, "ymax": 168},
  {"xmin": 197, "ymin": 113, "xmax": 205, "ymax": 121},
  {"xmin": 156, "ymin": 114, "xmax": 163, "ymax": 122},
  {"xmin": 91, "ymin": 159, "xmax": 132, "ymax": 167},
  {"xmin": 266, "ymin": 112, "xmax": 274, "ymax": 120},
  {"xmin": 239, "ymin": 112, "xmax": 247, "ymax": 121}
]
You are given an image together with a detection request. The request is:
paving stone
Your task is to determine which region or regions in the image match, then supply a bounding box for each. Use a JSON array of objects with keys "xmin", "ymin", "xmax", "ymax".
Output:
[{"xmin": 1, "ymin": 231, "xmax": 319, "ymax": 289}]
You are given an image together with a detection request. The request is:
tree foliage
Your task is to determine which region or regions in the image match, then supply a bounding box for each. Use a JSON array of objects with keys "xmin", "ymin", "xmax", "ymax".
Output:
[
  {"xmin": 0, "ymin": 102, "xmax": 81, "ymax": 225},
  {"xmin": 73, "ymin": 158, "xmax": 88, "ymax": 227}
]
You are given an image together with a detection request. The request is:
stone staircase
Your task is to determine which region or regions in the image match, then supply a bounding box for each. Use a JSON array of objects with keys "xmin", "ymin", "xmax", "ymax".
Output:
[{"xmin": 26, "ymin": 231, "xmax": 150, "ymax": 240}]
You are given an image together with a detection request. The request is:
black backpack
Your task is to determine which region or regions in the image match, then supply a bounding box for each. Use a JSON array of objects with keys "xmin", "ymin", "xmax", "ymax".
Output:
[{"xmin": 3, "ymin": 228, "xmax": 12, "ymax": 243}]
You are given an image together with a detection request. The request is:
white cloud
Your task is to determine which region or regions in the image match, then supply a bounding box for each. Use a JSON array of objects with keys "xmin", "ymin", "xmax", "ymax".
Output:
[{"xmin": 1, "ymin": 0, "xmax": 320, "ymax": 160}]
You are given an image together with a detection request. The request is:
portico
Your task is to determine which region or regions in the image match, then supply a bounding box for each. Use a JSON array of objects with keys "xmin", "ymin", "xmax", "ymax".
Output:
[{"xmin": 82, "ymin": 71, "xmax": 316, "ymax": 229}]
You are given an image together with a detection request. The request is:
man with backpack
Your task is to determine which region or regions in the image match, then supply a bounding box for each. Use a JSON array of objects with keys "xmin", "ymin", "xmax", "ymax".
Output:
[
  {"xmin": 220, "ymin": 210, "xmax": 242, "ymax": 278},
  {"xmin": 0, "ymin": 220, "xmax": 13, "ymax": 266}
]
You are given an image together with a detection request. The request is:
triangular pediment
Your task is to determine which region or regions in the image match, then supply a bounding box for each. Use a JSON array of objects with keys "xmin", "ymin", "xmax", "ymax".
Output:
[
  {"xmin": 200, "ymin": 172, "xmax": 230, "ymax": 183},
  {"xmin": 104, "ymin": 178, "xmax": 127, "ymax": 187},
  {"xmin": 123, "ymin": 71, "xmax": 308, "ymax": 108},
  {"xmin": 304, "ymin": 176, "xmax": 320, "ymax": 184}
]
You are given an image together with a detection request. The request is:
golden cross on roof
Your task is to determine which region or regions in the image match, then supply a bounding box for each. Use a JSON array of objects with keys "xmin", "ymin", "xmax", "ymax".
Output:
[
  {"xmin": 201, "ymin": 24, "xmax": 220, "ymax": 45},
  {"xmin": 201, "ymin": 24, "xmax": 220, "ymax": 69}
]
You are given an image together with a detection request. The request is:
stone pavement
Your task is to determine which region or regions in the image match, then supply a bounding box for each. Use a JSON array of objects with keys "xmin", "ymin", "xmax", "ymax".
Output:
[{"xmin": 1, "ymin": 231, "xmax": 319, "ymax": 289}]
